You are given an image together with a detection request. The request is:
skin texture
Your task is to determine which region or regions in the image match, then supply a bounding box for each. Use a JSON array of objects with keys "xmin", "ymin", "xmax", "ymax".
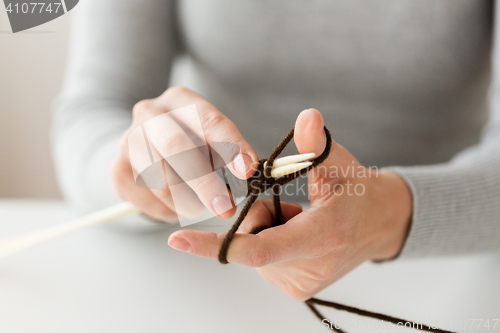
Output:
[
  {"xmin": 111, "ymin": 86, "xmax": 259, "ymax": 222},
  {"xmin": 164, "ymin": 97, "xmax": 413, "ymax": 301}
]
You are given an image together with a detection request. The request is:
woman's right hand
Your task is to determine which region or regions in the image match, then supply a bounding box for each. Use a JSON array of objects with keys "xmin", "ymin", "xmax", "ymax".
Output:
[{"xmin": 111, "ymin": 86, "xmax": 259, "ymax": 222}]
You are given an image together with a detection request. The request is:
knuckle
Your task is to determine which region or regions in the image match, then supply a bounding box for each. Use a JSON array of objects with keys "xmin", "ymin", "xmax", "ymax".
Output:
[
  {"xmin": 164, "ymin": 85, "xmax": 189, "ymax": 99},
  {"xmin": 158, "ymin": 131, "xmax": 185, "ymax": 154},
  {"xmin": 312, "ymin": 243, "xmax": 336, "ymax": 261},
  {"xmin": 262, "ymin": 274, "xmax": 313, "ymax": 301},
  {"xmin": 312, "ymin": 267, "xmax": 331, "ymax": 281},
  {"xmin": 246, "ymin": 248, "xmax": 272, "ymax": 268},
  {"xmin": 199, "ymin": 112, "xmax": 246, "ymax": 150},
  {"xmin": 303, "ymin": 266, "xmax": 331, "ymax": 281},
  {"xmin": 283, "ymin": 285, "xmax": 312, "ymax": 301},
  {"xmin": 200, "ymin": 110, "xmax": 226, "ymax": 131},
  {"xmin": 132, "ymin": 99, "xmax": 155, "ymax": 118},
  {"xmin": 311, "ymin": 230, "xmax": 348, "ymax": 259},
  {"xmin": 191, "ymin": 176, "xmax": 213, "ymax": 196},
  {"xmin": 292, "ymin": 281, "xmax": 315, "ymax": 298}
]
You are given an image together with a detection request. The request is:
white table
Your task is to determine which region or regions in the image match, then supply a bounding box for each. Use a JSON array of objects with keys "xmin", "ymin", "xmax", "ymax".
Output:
[{"xmin": 0, "ymin": 200, "xmax": 499, "ymax": 333}]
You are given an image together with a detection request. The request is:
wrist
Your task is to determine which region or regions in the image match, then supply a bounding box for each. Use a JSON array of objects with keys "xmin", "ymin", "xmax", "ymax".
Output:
[{"xmin": 370, "ymin": 171, "xmax": 413, "ymax": 261}]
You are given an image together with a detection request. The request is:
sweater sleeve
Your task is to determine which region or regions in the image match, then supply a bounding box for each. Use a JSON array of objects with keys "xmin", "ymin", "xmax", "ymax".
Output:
[
  {"xmin": 51, "ymin": 0, "xmax": 178, "ymax": 212},
  {"xmin": 386, "ymin": 13, "xmax": 500, "ymax": 257}
]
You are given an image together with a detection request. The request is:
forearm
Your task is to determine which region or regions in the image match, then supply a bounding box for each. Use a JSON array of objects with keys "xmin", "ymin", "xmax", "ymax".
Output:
[
  {"xmin": 52, "ymin": 104, "xmax": 130, "ymax": 212},
  {"xmin": 51, "ymin": 0, "xmax": 178, "ymax": 211}
]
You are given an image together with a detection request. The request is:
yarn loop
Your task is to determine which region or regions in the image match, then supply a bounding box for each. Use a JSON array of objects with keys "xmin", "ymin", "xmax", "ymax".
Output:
[{"xmin": 217, "ymin": 126, "xmax": 456, "ymax": 333}]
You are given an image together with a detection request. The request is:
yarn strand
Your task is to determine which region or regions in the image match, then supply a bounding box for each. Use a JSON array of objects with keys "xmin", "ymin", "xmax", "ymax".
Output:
[
  {"xmin": 217, "ymin": 126, "xmax": 457, "ymax": 333},
  {"xmin": 306, "ymin": 298, "xmax": 456, "ymax": 333},
  {"xmin": 306, "ymin": 302, "xmax": 346, "ymax": 333}
]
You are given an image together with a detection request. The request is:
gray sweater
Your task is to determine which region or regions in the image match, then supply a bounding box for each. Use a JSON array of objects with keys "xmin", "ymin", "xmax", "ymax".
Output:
[{"xmin": 52, "ymin": 0, "xmax": 500, "ymax": 258}]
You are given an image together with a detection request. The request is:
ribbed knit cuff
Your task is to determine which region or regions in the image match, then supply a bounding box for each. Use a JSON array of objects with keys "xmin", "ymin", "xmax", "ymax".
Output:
[{"xmin": 383, "ymin": 158, "xmax": 500, "ymax": 258}]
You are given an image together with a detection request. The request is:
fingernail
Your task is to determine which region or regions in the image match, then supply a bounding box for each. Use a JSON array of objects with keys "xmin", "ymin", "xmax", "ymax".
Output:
[
  {"xmin": 233, "ymin": 153, "xmax": 252, "ymax": 177},
  {"xmin": 212, "ymin": 195, "xmax": 233, "ymax": 216},
  {"xmin": 168, "ymin": 237, "xmax": 192, "ymax": 253}
]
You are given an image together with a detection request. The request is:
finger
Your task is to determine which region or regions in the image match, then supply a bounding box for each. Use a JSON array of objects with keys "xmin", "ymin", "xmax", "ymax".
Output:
[
  {"xmin": 123, "ymin": 125, "xmax": 206, "ymax": 220},
  {"xmin": 237, "ymin": 199, "xmax": 303, "ymax": 234},
  {"xmin": 128, "ymin": 101, "xmax": 234, "ymax": 219},
  {"xmin": 168, "ymin": 207, "xmax": 319, "ymax": 266},
  {"xmin": 120, "ymin": 124, "xmax": 192, "ymax": 219},
  {"xmin": 294, "ymin": 109, "xmax": 353, "ymax": 185},
  {"xmin": 150, "ymin": 160, "xmax": 205, "ymax": 220},
  {"xmin": 294, "ymin": 108, "xmax": 327, "ymax": 157},
  {"xmin": 158, "ymin": 86, "xmax": 259, "ymax": 179},
  {"xmin": 145, "ymin": 112, "xmax": 236, "ymax": 219},
  {"xmin": 111, "ymin": 157, "xmax": 179, "ymax": 222}
]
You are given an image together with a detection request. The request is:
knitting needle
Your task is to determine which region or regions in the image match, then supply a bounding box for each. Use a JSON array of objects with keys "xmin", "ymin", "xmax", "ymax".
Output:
[
  {"xmin": 271, "ymin": 152, "xmax": 316, "ymax": 168},
  {"xmin": 0, "ymin": 153, "xmax": 316, "ymax": 260},
  {"xmin": 263, "ymin": 152, "xmax": 316, "ymax": 177},
  {"xmin": 271, "ymin": 161, "xmax": 313, "ymax": 177},
  {"xmin": 0, "ymin": 202, "xmax": 140, "ymax": 260}
]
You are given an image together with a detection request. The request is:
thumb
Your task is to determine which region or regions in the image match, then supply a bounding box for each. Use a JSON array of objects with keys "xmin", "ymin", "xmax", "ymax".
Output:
[
  {"xmin": 294, "ymin": 108, "xmax": 327, "ymax": 157},
  {"xmin": 295, "ymin": 108, "xmax": 353, "ymax": 170},
  {"xmin": 168, "ymin": 206, "xmax": 317, "ymax": 267}
]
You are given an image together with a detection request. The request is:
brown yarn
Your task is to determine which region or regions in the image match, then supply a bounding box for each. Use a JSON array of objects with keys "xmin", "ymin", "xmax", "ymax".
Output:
[
  {"xmin": 218, "ymin": 126, "xmax": 332, "ymax": 264},
  {"xmin": 217, "ymin": 126, "xmax": 457, "ymax": 333},
  {"xmin": 306, "ymin": 298, "xmax": 457, "ymax": 333}
]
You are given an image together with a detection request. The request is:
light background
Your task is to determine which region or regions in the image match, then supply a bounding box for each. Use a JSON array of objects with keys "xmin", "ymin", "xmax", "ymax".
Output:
[{"xmin": 0, "ymin": 8, "xmax": 71, "ymax": 198}]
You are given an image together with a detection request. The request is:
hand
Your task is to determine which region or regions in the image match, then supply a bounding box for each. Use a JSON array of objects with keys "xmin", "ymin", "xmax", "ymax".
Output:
[
  {"xmin": 167, "ymin": 108, "xmax": 413, "ymax": 300},
  {"xmin": 111, "ymin": 86, "xmax": 259, "ymax": 222}
]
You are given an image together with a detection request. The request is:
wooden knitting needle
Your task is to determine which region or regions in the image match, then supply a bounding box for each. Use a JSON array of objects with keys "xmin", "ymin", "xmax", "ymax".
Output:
[
  {"xmin": 264, "ymin": 152, "xmax": 316, "ymax": 177},
  {"xmin": 0, "ymin": 153, "xmax": 316, "ymax": 260},
  {"xmin": 271, "ymin": 162, "xmax": 313, "ymax": 177},
  {"xmin": 0, "ymin": 202, "xmax": 140, "ymax": 260}
]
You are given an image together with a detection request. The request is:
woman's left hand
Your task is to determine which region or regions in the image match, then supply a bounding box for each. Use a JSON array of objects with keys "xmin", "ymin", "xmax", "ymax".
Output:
[{"xmin": 168, "ymin": 109, "xmax": 413, "ymax": 301}]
